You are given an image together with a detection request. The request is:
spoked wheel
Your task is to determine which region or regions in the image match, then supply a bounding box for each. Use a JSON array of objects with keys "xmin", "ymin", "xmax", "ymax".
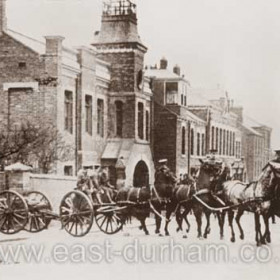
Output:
[
  {"xmin": 0, "ymin": 191, "xmax": 29, "ymax": 234},
  {"xmin": 60, "ymin": 190, "xmax": 94, "ymax": 237},
  {"xmin": 24, "ymin": 191, "xmax": 53, "ymax": 233},
  {"xmin": 95, "ymin": 209, "xmax": 124, "ymax": 235}
]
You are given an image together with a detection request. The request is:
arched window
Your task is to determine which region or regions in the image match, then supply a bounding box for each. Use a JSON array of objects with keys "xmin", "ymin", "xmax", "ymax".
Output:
[
  {"xmin": 223, "ymin": 129, "xmax": 226, "ymax": 155},
  {"xmin": 190, "ymin": 128, "xmax": 194, "ymax": 155},
  {"xmin": 182, "ymin": 127, "xmax": 186, "ymax": 155},
  {"xmin": 229, "ymin": 131, "xmax": 232, "ymax": 156},
  {"xmin": 146, "ymin": 111, "xmax": 150, "ymax": 141},
  {"xmin": 216, "ymin": 127, "xmax": 219, "ymax": 151},
  {"xmin": 219, "ymin": 128, "xmax": 222, "ymax": 155},
  {"xmin": 211, "ymin": 126, "xmax": 215, "ymax": 150},
  {"xmin": 138, "ymin": 102, "xmax": 144, "ymax": 139},
  {"xmin": 226, "ymin": 130, "xmax": 229, "ymax": 155},
  {"xmin": 115, "ymin": 101, "xmax": 123, "ymax": 137},
  {"xmin": 233, "ymin": 132, "xmax": 236, "ymax": 156},
  {"xmin": 97, "ymin": 99, "xmax": 104, "ymax": 137},
  {"xmin": 202, "ymin": 133, "xmax": 205, "ymax": 156},
  {"xmin": 197, "ymin": 133, "xmax": 200, "ymax": 156}
]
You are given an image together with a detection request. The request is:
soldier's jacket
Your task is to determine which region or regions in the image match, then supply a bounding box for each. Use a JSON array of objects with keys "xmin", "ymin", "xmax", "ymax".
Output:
[
  {"xmin": 99, "ymin": 169, "xmax": 110, "ymax": 185},
  {"xmin": 77, "ymin": 169, "xmax": 90, "ymax": 190},
  {"xmin": 155, "ymin": 165, "xmax": 172, "ymax": 184}
]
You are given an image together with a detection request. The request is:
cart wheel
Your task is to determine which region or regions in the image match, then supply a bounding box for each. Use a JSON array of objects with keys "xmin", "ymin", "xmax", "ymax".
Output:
[
  {"xmin": 24, "ymin": 191, "xmax": 53, "ymax": 233},
  {"xmin": 0, "ymin": 191, "xmax": 29, "ymax": 234},
  {"xmin": 60, "ymin": 190, "xmax": 94, "ymax": 237},
  {"xmin": 95, "ymin": 210, "xmax": 124, "ymax": 235}
]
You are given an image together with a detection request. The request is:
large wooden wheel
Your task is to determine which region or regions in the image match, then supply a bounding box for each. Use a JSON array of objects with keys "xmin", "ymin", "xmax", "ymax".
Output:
[
  {"xmin": 60, "ymin": 190, "xmax": 94, "ymax": 237},
  {"xmin": 95, "ymin": 208, "xmax": 124, "ymax": 235},
  {"xmin": 0, "ymin": 191, "xmax": 29, "ymax": 234},
  {"xmin": 24, "ymin": 191, "xmax": 53, "ymax": 233}
]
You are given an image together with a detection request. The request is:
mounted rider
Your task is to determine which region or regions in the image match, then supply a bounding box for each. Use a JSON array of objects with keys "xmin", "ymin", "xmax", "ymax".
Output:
[
  {"xmin": 271, "ymin": 150, "xmax": 280, "ymax": 164},
  {"xmin": 154, "ymin": 159, "xmax": 177, "ymax": 198}
]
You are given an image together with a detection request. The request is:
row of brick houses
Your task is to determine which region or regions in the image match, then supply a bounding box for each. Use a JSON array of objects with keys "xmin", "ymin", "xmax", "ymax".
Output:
[{"xmin": 0, "ymin": 0, "xmax": 272, "ymax": 185}]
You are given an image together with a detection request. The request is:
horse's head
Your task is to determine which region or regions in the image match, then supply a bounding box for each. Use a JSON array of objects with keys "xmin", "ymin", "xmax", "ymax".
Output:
[
  {"xmin": 257, "ymin": 163, "xmax": 280, "ymax": 199},
  {"xmin": 197, "ymin": 158, "xmax": 224, "ymax": 191}
]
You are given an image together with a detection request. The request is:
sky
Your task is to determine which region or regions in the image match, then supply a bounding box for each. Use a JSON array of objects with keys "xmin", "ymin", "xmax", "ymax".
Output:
[{"xmin": 5, "ymin": 0, "xmax": 280, "ymax": 148}]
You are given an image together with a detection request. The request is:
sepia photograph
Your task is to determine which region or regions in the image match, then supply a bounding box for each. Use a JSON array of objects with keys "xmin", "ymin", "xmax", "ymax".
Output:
[{"xmin": 0, "ymin": 0, "xmax": 280, "ymax": 279}]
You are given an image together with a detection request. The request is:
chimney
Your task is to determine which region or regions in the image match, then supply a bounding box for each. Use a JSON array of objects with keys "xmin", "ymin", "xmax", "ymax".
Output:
[
  {"xmin": 45, "ymin": 36, "xmax": 65, "ymax": 55},
  {"xmin": 44, "ymin": 36, "xmax": 65, "ymax": 78},
  {"xmin": 0, "ymin": 0, "xmax": 7, "ymax": 35},
  {"xmin": 160, "ymin": 57, "xmax": 168, "ymax": 70},
  {"xmin": 173, "ymin": 64, "xmax": 181, "ymax": 76}
]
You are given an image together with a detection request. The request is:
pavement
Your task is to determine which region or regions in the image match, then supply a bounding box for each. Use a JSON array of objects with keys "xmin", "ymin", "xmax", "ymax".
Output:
[{"xmin": 1, "ymin": 212, "xmax": 280, "ymax": 280}]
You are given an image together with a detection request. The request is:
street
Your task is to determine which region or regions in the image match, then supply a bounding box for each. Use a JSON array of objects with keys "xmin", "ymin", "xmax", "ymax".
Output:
[{"xmin": 1, "ymin": 212, "xmax": 280, "ymax": 280}]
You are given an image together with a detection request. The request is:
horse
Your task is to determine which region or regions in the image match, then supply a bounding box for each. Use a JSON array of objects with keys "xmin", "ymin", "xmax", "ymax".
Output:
[
  {"xmin": 115, "ymin": 170, "xmax": 177, "ymax": 235},
  {"xmin": 156, "ymin": 159, "xmax": 225, "ymax": 238},
  {"xmin": 188, "ymin": 159, "xmax": 226, "ymax": 239},
  {"xmin": 217, "ymin": 162, "xmax": 280, "ymax": 246}
]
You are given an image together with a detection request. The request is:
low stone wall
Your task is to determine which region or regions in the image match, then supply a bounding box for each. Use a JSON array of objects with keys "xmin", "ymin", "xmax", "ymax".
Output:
[
  {"xmin": 29, "ymin": 174, "xmax": 77, "ymax": 212},
  {"xmin": 0, "ymin": 172, "xmax": 5, "ymax": 191}
]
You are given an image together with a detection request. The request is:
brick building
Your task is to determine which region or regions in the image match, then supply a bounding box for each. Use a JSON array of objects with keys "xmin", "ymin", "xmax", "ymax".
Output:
[
  {"xmin": 0, "ymin": 0, "xmax": 108, "ymax": 175},
  {"xmin": 230, "ymin": 106, "xmax": 272, "ymax": 182},
  {"xmin": 0, "ymin": 0, "xmax": 154, "ymax": 187},
  {"xmin": 145, "ymin": 59, "xmax": 206, "ymax": 176},
  {"xmin": 188, "ymin": 88, "xmax": 242, "ymax": 160},
  {"xmin": 0, "ymin": 0, "xmax": 272, "ymax": 185},
  {"xmin": 92, "ymin": 0, "xmax": 155, "ymax": 187}
]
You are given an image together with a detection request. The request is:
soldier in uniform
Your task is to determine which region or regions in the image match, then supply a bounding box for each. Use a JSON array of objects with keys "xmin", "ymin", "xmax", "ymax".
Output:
[
  {"xmin": 99, "ymin": 165, "xmax": 115, "ymax": 203},
  {"xmin": 156, "ymin": 159, "xmax": 170, "ymax": 174},
  {"xmin": 76, "ymin": 165, "xmax": 103, "ymax": 204},
  {"xmin": 155, "ymin": 159, "xmax": 176, "ymax": 198},
  {"xmin": 271, "ymin": 150, "xmax": 280, "ymax": 164},
  {"xmin": 99, "ymin": 166, "xmax": 115, "ymax": 189},
  {"xmin": 76, "ymin": 166, "xmax": 90, "ymax": 191}
]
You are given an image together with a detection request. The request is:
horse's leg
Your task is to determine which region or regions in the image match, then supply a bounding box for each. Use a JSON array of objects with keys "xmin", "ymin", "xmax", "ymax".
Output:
[
  {"xmin": 235, "ymin": 208, "xmax": 245, "ymax": 240},
  {"xmin": 193, "ymin": 205, "xmax": 203, "ymax": 239},
  {"xmin": 263, "ymin": 213, "xmax": 271, "ymax": 244},
  {"xmin": 140, "ymin": 217, "xmax": 149, "ymax": 235},
  {"xmin": 183, "ymin": 206, "xmax": 191, "ymax": 233},
  {"xmin": 203, "ymin": 211, "xmax": 211, "ymax": 239},
  {"xmin": 176, "ymin": 206, "xmax": 183, "ymax": 232},
  {"xmin": 254, "ymin": 212, "xmax": 262, "ymax": 246},
  {"xmin": 154, "ymin": 205, "xmax": 162, "ymax": 235},
  {"xmin": 217, "ymin": 211, "xmax": 225, "ymax": 240},
  {"xmin": 164, "ymin": 204, "xmax": 174, "ymax": 236},
  {"xmin": 228, "ymin": 210, "xmax": 235, "ymax": 243}
]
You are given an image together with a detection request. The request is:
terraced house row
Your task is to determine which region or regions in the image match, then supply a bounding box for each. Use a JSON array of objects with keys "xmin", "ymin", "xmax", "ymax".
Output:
[{"xmin": 0, "ymin": 0, "xmax": 272, "ymax": 186}]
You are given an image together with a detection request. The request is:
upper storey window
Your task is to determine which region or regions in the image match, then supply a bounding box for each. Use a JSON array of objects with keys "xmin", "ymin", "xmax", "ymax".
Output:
[
  {"xmin": 166, "ymin": 82, "xmax": 178, "ymax": 105},
  {"xmin": 65, "ymin": 91, "xmax": 73, "ymax": 134},
  {"xmin": 138, "ymin": 102, "xmax": 144, "ymax": 140}
]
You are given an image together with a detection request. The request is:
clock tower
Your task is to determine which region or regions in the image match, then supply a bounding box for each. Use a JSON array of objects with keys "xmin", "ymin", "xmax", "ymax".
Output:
[
  {"xmin": 92, "ymin": 0, "xmax": 154, "ymax": 188},
  {"xmin": 93, "ymin": 0, "xmax": 147, "ymax": 94}
]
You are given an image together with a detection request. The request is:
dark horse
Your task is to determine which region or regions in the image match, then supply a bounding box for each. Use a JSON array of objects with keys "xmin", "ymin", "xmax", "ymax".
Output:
[
  {"xmin": 115, "ymin": 170, "xmax": 177, "ymax": 235},
  {"xmin": 155, "ymin": 159, "xmax": 225, "ymax": 238},
  {"xmin": 217, "ymin": 162, "xmax": 280, "ymax": 246}
]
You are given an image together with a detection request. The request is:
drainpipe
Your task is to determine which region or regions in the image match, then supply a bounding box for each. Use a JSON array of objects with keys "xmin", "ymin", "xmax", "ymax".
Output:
[{"xmin": 75, "ymin": 76, "xmax": 80, "ymax": 175}]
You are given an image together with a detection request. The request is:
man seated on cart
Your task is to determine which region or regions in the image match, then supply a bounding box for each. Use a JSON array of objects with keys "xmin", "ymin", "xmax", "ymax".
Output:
[
  {"xmin": 98, "ymin": 165, "xmax": 115, "ymax": 203},
  {"xmin": 76, "ymin": 165, "xmax": 103, "ymax": 204}
]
